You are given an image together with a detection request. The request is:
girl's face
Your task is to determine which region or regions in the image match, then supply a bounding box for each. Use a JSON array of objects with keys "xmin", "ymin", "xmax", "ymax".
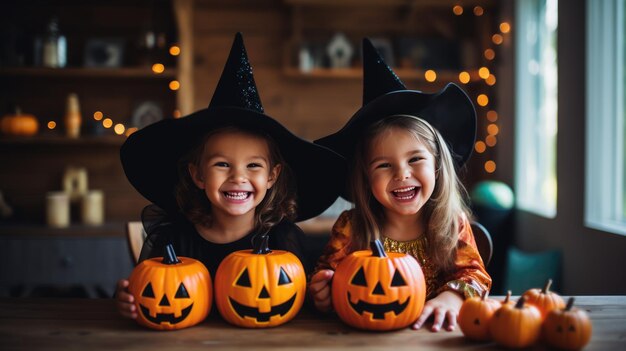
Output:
[
  {"xmin": 189, "ymin": 131, "xmax": 281, "ymax": 219},
  {"xmin": 366, "ymin": 127, "xmax": 436, "ymax": 218}
]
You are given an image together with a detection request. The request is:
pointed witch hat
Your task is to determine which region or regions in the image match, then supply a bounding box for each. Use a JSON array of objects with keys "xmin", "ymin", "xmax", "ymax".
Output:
[
  {"xmin": 316, "ymin": 38, "xmax": 476, "ymax": 167},
  {"xmin": 121, "ymin": 33, "xmax": 344, "ymax": 221}
]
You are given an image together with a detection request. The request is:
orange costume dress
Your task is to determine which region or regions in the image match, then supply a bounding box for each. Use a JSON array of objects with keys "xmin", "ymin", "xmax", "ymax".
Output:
[{"xmin": 314, "ymin": 210, "xmax": 492, "ymax": 299}]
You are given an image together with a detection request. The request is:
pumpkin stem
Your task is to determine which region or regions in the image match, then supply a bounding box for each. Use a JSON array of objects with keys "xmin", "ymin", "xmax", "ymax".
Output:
[
  {"xmin": 252, "ymin": 234, "xmax": 272, "ymax": 255},
  {"xmin": 565, "ymin": 297, "xmax": 575, "ymax": 311},
  {"xmin": 542, "ymin": 279, "xmax": 553, "ymax": 294},
  {"xmin": 162, "ymin": 243, "xmax": 181, "ymax": 265},
  {"xmin": 370, "ymin": 240, "xmax": 387, "ymax": 258},
  {"xmin": 515, "ymin": 296, "xmax": 526, "ymax": 309},
  {"xmin": 504, "ymin": 290, "xmax": 512, "ymax": 304}
]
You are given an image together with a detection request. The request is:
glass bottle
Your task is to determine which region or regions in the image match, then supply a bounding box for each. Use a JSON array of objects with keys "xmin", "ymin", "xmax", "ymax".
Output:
[
  {"xmin": 64, "ymin": 93, "xmax": 82, "ymax": 138},
  {"xmin": 42, "ymin": 17, "xmax": 67, "ymax": 68}
]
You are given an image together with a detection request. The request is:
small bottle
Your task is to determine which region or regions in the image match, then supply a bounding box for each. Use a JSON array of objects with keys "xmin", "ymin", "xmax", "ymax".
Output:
[
  {"xmin": 64, "ymin": 93, "xmax": 82, "ymax": 138},
  {"xmin": 42, "ymin": 17, "xmax": 67, "ymax": 68}
]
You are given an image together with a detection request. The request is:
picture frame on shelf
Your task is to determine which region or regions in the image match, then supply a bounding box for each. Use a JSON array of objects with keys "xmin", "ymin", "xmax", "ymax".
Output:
[{"xmin": 84, "ymin": 38, "xmax": 125, "ymax": 68}]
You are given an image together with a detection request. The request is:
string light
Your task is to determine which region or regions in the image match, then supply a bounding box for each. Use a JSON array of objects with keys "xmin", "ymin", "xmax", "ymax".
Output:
[
  {"xmin": 453, "ymin": 5, "xmax": 463, "ymax": 15},
  {"xmin": 478, "ymin": 67, "xmax": 490, "ymax": 79},
  {"xmin": 486, "ymin": 135, "xmax": 497, "ymax": 147},
  {"xmin": 424, "ymin": 70, "xmax": 437, "ymax": 82},
  {"xmin": 477, "ymin": 94, "xmax": 489, "ymax": 106},
  {"xmin": 459, "ymin": 71, "xmax": 471, "ymax": 84},
  {"xmin": 500, "ymin": 22, "xmax": 511, "ymax": 33},
  {"xmin": 487, "ymin": 123, "xmax": 500, "ymax": 135},
  {"xmin": 93, "ymin": 111, "xmax": 103, "ymax": 121},
  {"xmin": 169, "ymin": 45, "xmax": 181, "ymax": 56},
  {"xmin": 487, "ymin": 110, "xmax": 498, "ymax": 122},
  {"xmin": 152, "ymin": 63, "xmax": 165, "ymax": 74},
  {"xmin": 485, "ymin": 161, "xmax": 496, "ymax": 173},
  {"xmin": 484, "ymin": 49, "xmax": 496, "ymax": 60},
  {"xmin": 475, "ymin": 141, "xmax": 487, "ymax": 153},
  {"xmin": 125, "ymin": 127, "xmax": 138, "ymax": 137},
  {"xmin": 114, "ymin": 123, "xmax": 125, "ymax": 135},
  {"xmin": 103, "ymin": 118, "xmax": 113, "ymax": 128},
  {"xmin": 173, "ymin": 109, "xmax": 182, "ymax": 118},
  {"xmin": 473, "ymin": 6, "xmax": 484, "ymax": 16},
  {"xmin": 169, "ymin": 80, "xmax": 180, "ymax": 90},
  {"xmin": 492, "ymin": 34, "xmax": 504, "ymax": 45},
  {"xmin": 47, "ymin": 121, "xmax": 56, "ymax": 129}
]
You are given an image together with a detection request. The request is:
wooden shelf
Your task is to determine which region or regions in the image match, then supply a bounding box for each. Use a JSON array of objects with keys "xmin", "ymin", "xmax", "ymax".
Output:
[
  {"xmin": 283, "ymin": 67, "xmax": 483, "ymax": 84},
  {"xmin": 0, "ymin": 67, "xmax": 177, "ymax": 79},
  {"xmin": 0, "ymin": 135, "xmax": 126, "ymax": 146},
  {"xmin": 0, "ymin": 222, "xmax": 126, "ymax": 238}
]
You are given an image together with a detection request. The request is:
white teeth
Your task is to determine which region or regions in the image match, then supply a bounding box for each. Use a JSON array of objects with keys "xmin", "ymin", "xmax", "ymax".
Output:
[
  {"xmin": 224, "ymin": 191, "xmax": 250, "ymax": 200},
  {"xmin": 392, "ymin": 186, "xmax": 416, "ymax": 193}
]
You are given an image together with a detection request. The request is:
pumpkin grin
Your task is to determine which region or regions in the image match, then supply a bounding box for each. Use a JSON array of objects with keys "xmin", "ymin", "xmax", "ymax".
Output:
[
  {"xmin": 347, "ymin": 292, "xmax": 410, "ymax": 319},
  {"xmin": 139, "ymin": 303, "xmax": 194, "ymax": 325},
  {"xmin": 228, "ymin": 293, "xmax": 297, "ymax": 322}
]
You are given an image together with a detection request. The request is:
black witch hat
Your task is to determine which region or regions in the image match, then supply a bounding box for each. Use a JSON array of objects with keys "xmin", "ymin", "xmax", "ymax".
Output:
[
  {"xmin": 316, "ymin": 38, "xmax": 477, "ymax": 167},
  {"xmin": 121, "ymin": 33, "xmax": 344, "ymax": 221}
]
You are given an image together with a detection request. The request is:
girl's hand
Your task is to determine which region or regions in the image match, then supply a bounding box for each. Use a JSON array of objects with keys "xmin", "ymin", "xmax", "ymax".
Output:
[
  {"xmin": 308, "ymin": 269, "xmax": 335, "ymax": 313},
  {"xmin": 412, "ymin": 290, "xmax": 463, "ymax": 332},
  {"xmin": 116, "ymin": 279, "xmax": 137, "ymax": 319}
]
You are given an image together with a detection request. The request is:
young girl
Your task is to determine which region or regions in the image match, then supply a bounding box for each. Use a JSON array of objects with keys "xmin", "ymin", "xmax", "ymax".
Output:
[
  {"xmin": 116, "ymin": 33, "xmax": 343, "ymax": 319},
  {"xmin": 309, "ymin": 39, "xmax": 491, "ymax": 332}
]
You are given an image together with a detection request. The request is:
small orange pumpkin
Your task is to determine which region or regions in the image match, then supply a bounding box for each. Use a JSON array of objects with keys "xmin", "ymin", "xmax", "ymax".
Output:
[
  {"xmin": 128, "ymin": 244, "xmax": 212, "ymax": 330},
  {"xmin": 332, "ymin": 239, "xmax": 426, "ymax": 331},
  {"xmin": 489, "ymin": 296, "xmax": 543, "ymax": 348},
  {"xmin": 543, "ymin": 297, "xmax": 592, "ymax": 350},
  {"xmin": 214, "ymin": 235, "xmax": 306, "ymax": 328},
  {"xmin": 458, "ymin": 290, "xmax": 501, "ymax": 341},
  {"xmin": 523, "ymin": 279, "xmax": 565, "ymax": 319},
  {"xmin": 1, "ymin": 107, "xmax": 39, "ymax": 136}
]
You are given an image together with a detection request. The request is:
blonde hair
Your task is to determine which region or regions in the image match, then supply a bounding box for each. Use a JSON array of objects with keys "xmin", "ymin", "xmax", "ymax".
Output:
[
  {"xmin": 175, "ymin": 127, "xmax": 297, "ymax": 234},
  {"xmin": 349, "ymin": 115, "xmax": 471, "ymax": 272}
]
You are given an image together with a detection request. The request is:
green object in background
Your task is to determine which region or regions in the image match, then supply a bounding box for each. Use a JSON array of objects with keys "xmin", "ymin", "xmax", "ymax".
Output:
[
  {"xmin": 502, "ymin": 247, "xmax": 562, "ymax": 295},
  {"xmin": 471, "ymin": 180, "xmax": 515, "ymax": 210}
]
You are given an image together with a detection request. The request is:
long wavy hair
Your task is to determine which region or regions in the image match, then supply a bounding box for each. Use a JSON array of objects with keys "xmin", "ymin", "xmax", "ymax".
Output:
[
  {"xmin": 349, "ymin": 115, "xmax": 471, "ymax": 272},
  {"xmin": 175, "ymin": 127, "xmax": 297, "ymax": 234}
]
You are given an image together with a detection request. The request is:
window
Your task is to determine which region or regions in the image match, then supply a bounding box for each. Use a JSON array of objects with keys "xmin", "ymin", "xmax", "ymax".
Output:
[
  {"xmin": 514, "ymin": 0, "xmax": 559, "ymax": 217},
  {"xmin": 585, "ymin": 0, "xmax": 626, "ymax": 235}
]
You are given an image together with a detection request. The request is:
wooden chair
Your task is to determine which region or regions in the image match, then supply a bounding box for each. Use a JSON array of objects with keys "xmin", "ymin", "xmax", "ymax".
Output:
[
  {"xmin": 126, "ymin": 221, "xmax": 146, "ymax": 265},
  {"xmin": 470, "ymin": 221, "xmax": 493, "ymax": 266}
]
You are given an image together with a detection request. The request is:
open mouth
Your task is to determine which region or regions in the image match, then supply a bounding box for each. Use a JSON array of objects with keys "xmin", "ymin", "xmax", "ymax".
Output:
[
  {"xmin": 229, "ymin": 294, "xmax": 297, "ymax": 323},
  {"xmin": 347, "ymin": 292, "xmax": 410, "ymax": 320},
  {"xmin": 223, "ymin": 191, "xmax": 252, "ymax": 201},
  {"xmin": 139, "ymin": 303, "xmax": 193, "ymax": 325},
  {"xmin": 391, "ymin": 186, "xmax": 418, "ymax": 200}
]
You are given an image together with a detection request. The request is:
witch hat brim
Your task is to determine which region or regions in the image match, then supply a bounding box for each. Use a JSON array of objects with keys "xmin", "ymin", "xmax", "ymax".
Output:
[{"xmin": 121, "ymin": 33, "xmax": 345, "ymax": 221}]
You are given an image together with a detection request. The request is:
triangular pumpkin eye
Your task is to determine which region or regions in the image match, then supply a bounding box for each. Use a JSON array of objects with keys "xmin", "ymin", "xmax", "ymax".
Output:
[
  {"xmin": 142, "ymin": 282, "xmax": 155, "ymax": 298},
  {"xmin": 175, "ymin": 283, "xmax": 189, "ymax": 298},
  {"xmin": 278, "ymin": 267, "xmax": 292, "ymax": 285},
  {"xmin": 351, "ymin": 267, "xmax": 368, "ymax": 287},
  {"xmin": 236, "ymin": 268, "xmax": 252, "ymax": 287},
  {"xmin": 390, "ymin": 270, "xmax": 407, "ymax": 286}
]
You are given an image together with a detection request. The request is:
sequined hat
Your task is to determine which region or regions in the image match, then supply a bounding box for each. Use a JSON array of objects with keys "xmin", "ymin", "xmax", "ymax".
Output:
[
  {"xmin": 121, "ymin": 33, "xmax": 344, "ymax": 221},
  {"xmin": 316, "ymin": 38, "xmax": 477, "ymax": 167}
]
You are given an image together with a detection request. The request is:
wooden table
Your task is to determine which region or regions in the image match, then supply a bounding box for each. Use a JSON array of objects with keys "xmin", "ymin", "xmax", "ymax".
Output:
[{"xmin": 0, "ymin": 296, "xmax": 624, "ymax": 350}]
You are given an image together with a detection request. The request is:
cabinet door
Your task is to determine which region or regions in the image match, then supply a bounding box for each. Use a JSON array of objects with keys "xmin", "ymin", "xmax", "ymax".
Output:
[{"xmin": 0, "ymin": 237, "xmax": 134, "ymax": 294}]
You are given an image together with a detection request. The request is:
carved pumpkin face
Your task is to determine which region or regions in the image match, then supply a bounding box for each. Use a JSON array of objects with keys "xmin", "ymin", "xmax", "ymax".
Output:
[
  {"xmin": 128, "ymin": 244, "xmax": 212, "ymax": 330},
  {"xmin": 332, "ymin": 240, "xmax": 426, "ymax": 331},
  {"xmin": 214, "ymin": 236, "xmax": 305, "ymax": 328},
  {"xmin": 458, "ymin": 290, "xmax": 501, "ymax": 341},
  {"xmin": 543, "ymin": 297, "xmax": 592, "ymax": 351}
]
